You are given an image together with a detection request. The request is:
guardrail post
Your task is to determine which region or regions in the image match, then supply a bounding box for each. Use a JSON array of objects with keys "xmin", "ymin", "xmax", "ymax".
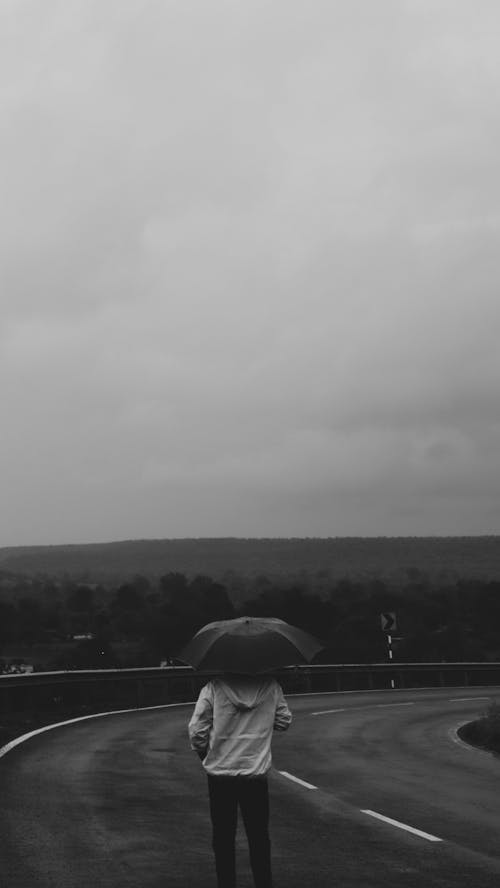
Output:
[
  {"xmin": 136, "ymin": 679, "xmax": 145, "ymax": 708},
  {"xmin": 1, "ymin": 687, "xmax": 10, "ymax": 712},
  {"xmin": 303, "ymin": 668, "xmax": 312, "ymax": 693}
]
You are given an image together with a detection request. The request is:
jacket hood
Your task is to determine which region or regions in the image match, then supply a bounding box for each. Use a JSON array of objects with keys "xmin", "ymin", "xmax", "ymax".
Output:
[{"xmin": 217, "ymin": 676, "xmax": 273, "ymax": 711}]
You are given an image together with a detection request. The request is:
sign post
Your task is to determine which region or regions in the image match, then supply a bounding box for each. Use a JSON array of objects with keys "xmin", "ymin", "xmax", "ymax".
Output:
[{"xmin": 380, "ymin": 612, "xmax": 397, "ymax": 689}]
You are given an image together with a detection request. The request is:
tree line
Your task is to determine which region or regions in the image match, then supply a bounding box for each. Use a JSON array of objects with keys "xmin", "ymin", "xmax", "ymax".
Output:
[{"xmin": 0, "ymin": 569, "xmax": 499, "ymax": 670}]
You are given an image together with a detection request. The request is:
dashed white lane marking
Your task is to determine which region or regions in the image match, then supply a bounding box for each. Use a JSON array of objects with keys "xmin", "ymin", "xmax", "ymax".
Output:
[
  {"xmin": 278, "ymin": 772, "xmax": 442, "ymax": 841},
  {"xmin": 361, "ymin": 810, "xmax": 442, "ymax": 842},
  {"xmin": 448, "ymin": 696, "xmax": 490, "ymax": 703},
  {"xmin": 311, "ymin": 708, "xmax": 346, "ymax": 716},
  {"xmin": 278, "ymin": 771, "xmax": 317, "ymax": 790}
]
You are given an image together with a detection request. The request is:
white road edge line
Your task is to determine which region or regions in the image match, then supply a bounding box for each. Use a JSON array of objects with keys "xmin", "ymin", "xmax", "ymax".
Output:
[
  {"xmin": 361, "ymin": 809, "xmax": 442, "ymax": 842},
  {"xmin": 0, "ymin": 701, "xmax": 194, "ymax": 761},
  {"xmin": 278, "ymin": 771, "xmax": 317, "ymax": 790},
  {"xmin": 448, "ymin": 721, "xmax": 475, "ymax": 751},
  {"xmin": 447, "ymin": 720, "xmax": 492, "ymax": 756}
]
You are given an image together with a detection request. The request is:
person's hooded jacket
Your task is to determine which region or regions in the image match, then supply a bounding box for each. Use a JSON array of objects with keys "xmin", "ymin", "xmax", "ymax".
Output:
[{"xmin": 188, "ymin": 675, "xmax": 292, "ymax": 777}]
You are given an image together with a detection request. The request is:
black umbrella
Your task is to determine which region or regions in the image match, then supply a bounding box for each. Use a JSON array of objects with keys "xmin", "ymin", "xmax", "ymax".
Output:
[{"xmin": 178, "ymin": 616, "xmax": 323, "ymax": 674}]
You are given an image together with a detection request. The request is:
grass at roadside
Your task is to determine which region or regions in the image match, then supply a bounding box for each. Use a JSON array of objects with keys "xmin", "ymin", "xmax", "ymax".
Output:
[{"xmin": 458, "ymin": 700, "xmax": 500, "ymax": 754}]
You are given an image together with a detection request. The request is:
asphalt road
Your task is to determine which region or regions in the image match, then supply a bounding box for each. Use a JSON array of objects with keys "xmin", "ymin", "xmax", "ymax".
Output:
[{"xmin": 1, "ymin": 686, "xmax": 500, "ymax": 888}]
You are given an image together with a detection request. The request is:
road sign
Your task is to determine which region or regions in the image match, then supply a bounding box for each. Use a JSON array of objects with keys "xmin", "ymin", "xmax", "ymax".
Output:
[{"xmin": 380, "ymin": 612, "xmax": 397, "ymax": 633}]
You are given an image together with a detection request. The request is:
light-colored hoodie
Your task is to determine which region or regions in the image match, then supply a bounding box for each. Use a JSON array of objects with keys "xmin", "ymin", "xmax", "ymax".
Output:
[{"xmin": 188, "ymin": 675, "xmax": 292, "ymax": 777}]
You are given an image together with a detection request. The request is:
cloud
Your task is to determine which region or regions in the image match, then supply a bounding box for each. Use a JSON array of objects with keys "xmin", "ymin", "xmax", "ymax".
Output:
[{"xmin": 1, "ymin": 0, "xmax": 500, "ymax": 543}]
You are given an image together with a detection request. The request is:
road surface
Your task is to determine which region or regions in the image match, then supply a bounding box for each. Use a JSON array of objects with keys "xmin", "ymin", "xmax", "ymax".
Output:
[{"xmin": 1, "ymin": 687, "xmax": 500, "ymax": 887}]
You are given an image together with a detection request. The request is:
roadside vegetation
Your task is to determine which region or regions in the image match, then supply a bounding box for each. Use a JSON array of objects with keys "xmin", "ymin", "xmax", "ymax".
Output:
[
  {"xmin": 2, "ymin": 536, "xmax": 500, "ymax": 587},
  {"xmin": 1, "ymin": 563, "xmax": 500, "ymax": 751},
  {"xmin": 459, "ymin": 701, "xmax": 500, "ymax": 755},
  {"xmin": 1, "ymin": 566, "xmax": 500, "ymax": 672}
]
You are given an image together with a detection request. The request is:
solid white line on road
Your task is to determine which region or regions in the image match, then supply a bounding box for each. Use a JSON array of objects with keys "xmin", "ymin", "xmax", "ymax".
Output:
[
  {"xmin": 447, "ymin": 721, "xmax": 492, "ymax": 756},
  {"xmin": 448, "ymin": 722, "xmax": 475, "ymax": 751},
  {"xmin": 278, "ymin": 771, "xmax": 317, "ymax": 790},
  {"xmin": 361, "ymin": 809, "xmax": 442, "ymax": 842},
  {"xmin": 311, "ymin": 708, "xmax": 346, "ymax": 716},
  {"xmin": 0, "ymin": 701, "xmax": 194, "ymax": 761}
]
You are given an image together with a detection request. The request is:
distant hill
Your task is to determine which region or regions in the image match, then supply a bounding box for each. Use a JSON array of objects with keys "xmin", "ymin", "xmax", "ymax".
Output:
[{"xmin": 1, "ymin": 536, "xmax": 500, "ymax": 585}]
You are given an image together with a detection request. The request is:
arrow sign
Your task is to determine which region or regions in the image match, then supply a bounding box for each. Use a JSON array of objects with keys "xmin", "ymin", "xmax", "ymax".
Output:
[{"xmin": 380, "ymin": 612, "xmax": 397, "ymax": 633}]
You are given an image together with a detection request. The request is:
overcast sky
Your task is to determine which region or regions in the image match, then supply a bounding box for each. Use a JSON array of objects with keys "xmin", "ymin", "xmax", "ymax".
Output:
[{"xmin": 2, "ymin": 0, "xmax": 500, "ymax": 545}]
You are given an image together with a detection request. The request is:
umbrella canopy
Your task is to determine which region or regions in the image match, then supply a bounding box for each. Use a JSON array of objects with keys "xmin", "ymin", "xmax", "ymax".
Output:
[{"xmin": 178, "ymin": 616, "xmax": 324, "ymax": 674}]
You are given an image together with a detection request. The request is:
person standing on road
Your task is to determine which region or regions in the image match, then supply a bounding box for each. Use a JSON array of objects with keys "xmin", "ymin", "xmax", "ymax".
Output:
[{"xmin": 188, "ymin": 672, "xmax": 292, "ymax": 888}]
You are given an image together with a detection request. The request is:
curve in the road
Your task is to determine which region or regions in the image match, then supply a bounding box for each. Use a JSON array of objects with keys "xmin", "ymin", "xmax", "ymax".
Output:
[
  {"xmin": 1, "ymin": 686, "xmax": 500, "ymax": 888},
  {"xmin": 0, "ymin": 701, "xmax": 193, "ymax": 760}
]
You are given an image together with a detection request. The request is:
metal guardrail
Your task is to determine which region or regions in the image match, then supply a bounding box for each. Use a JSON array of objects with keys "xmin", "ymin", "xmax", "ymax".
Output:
[{"xmin": 1, "ymin": 662, "xmax": 500, "ymax": 715}]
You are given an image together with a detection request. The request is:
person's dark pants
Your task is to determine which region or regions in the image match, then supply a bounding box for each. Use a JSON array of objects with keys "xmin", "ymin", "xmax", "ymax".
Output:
[{"xmin": 207, "ymin": 774, "xmax": 273, "ymax": 888}]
